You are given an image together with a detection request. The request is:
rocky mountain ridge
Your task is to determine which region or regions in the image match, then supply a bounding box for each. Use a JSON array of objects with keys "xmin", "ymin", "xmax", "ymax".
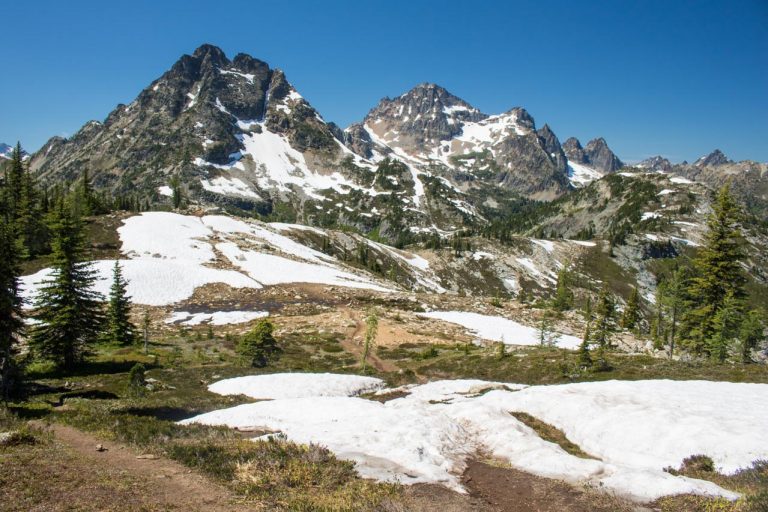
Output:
[{"xmin": 26, "ymin": 45, "xmax": 628, "ymax": 241}]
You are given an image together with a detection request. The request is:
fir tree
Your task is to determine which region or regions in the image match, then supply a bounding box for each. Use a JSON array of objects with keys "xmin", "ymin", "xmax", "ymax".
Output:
[
  {"xmin": 578, "ymin": 323, "xmax": 592, "ymax": 368},
  {"xmin": 592, "ymin": 287, "xmax": 616, "ymax": 349},
  {"xmin": 684, "ymin": 184, "xmax": 746, "ymax": 354},
  {"xmin": 660, "ymin": 268, "xmax": 687, "ymax": 359},
  {"xmin": 0, "ymin": 219, "xmax": 24, "ymax": 399},
  {"xmin": 105, "ymin": 261, "xmax": 136, "ymax": 345},
  {"xmin": 707, "ymin": 290, "xmax": 742, "ymax": 362},
  {"xmin": 30, "ymin": 204, "xmax": 105, "ymax": 370},
  {"xmin": 738, "ymin": 310, "xmax": 765, "ymax": 363},
  {"xmin": 552, "ymin": 266, "xmax": 574, "ymax": 311},
  {"xmin": 620, "ymin": 287, "xmax": 640, "ymax": 331},
  {"xmin": 237, "ymin": 319, "xmax": 280, "ymax": 367},
  {"xmin": 361, "ymin": 308, "xmax": 379, "ymax": 370},
  {"xmin": 537, "ymin": 310, "xmax": 560, "ymax": 347}
]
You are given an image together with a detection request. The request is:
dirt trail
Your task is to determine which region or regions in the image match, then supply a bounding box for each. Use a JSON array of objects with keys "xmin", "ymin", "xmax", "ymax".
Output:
[
  {"xmin": 340, "ymin": 307, "xmax": 398, "ymax": 373},
  {"xmin": 36, "ymin": 422, "xmax": 254, "ymax": 512}
]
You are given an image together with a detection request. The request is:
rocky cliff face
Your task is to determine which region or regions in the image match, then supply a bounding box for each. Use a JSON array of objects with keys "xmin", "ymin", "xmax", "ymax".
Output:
[
  {"xmin": 349, "ymin": 84, "xmax": 571, "ymax": 199},
  {"xmin": 563, "ymin": 137, "xmax": 624, "ymax": 173},
  {"xmin": 694, "ymin": 149, "xmax": 731, "ymax": 167},
  {"xmin": 637, "ymin": 156, "xmax": 673, "ymax": 173}
]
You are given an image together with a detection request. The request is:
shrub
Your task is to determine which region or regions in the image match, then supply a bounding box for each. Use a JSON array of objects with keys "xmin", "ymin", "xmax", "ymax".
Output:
[{"xmin": 237, "ymin": 319, "xmax": 281, "ymax": 367}]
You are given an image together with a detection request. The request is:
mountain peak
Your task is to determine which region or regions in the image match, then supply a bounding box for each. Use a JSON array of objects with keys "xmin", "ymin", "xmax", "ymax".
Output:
[
  {"xmin": 192, "ymin": 43, "xmax": 228, "ymax": 62},
  {"xmin": 563, "ymin": 137, "xmax": 623, "ymax": 173},
  {"xmin": 637, "ymin": 155, "xmax": 673, "ymax": 173},
  {"xmin": 695, "ymin": 149, "xmax": 730, "ymax": 167}
]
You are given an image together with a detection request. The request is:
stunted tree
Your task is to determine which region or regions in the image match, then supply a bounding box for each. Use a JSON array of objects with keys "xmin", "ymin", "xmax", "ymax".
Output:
[
  {"xmin": 537, "ymin": 310, "xmax": 561, "ymax": 347},
  {"xmin": 237, "ymin": 318, "xmax": 280, "ymax": 367},
  {"xmin": 620, "ymin": 287, "xmax": 640, "ymax": 331},
  {"xmin": 30, "ymin": 204, "xmax": 104, "ymax": 370},
  {"xmin": 105, "ymin": 261, "xmax": 136, "ymax": 345},
  {"xmin": 592, "ymin": 287, "xmax": 616, "ymax": 349},
  {"xmin": 738, "ymin": 310, "xmax": 765, "ymax": 363},
  {"xmin": 361, "ymin": 308, "xmax": 379, "ymax": 370},
  {"xmin": 578, "ymin": 323, "xmax": 592, "ymax": 368},
  {"xmin": 660, "ymin": 267, "xmax": 687, "ymax": 359},
  {"xmin": 684, "ymin": 184, "xmax": 746, "ymax": 355},
  {"xmin": 0, "ymin": 219, "xmax": 24, "ymax": 399},
  {"xmin": 552, "ymin": 266, "xmax": 574, "ymax": 311}
]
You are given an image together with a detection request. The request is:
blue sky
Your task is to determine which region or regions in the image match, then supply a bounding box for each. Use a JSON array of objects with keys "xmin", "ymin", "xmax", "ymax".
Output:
[{"xmin": 1, "ymin": 0, "xmax": 766, "ymax": 163}]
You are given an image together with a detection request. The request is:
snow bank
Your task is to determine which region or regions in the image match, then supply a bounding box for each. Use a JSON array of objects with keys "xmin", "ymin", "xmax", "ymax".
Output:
[
  {"xmin": 165, "ymin": 310, "xmax": 268, "ymax": 326},
  {"xmin": 21, "ymin": 212, "xmax": 396, "ymax": 305},
  {"xmin": 208, "ymin": 373, "xmax": 385, "ymax": 399},
  {"xmin": 21, "ymin": 259, "xmax": 257, "ymax": 307},
  {"xmin": 419, "ymin": 311, "xmax": 581, "ymax": 349},
  {"xmin": 184, "ymin": 376, "xmax": 763, "ymax": 501}
]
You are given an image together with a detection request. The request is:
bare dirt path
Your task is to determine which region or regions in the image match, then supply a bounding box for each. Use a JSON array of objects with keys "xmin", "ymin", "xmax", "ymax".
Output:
[
  {"xmin": 34, "ymin": 422, "xmax": 255, "ymax": 512},
  {"xmin": 340, "ymin": 307, "xmax": 399, "ymax": 373}
]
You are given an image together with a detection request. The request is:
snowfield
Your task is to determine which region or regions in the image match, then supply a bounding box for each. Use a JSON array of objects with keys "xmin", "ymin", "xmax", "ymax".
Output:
[
  {"xmin": 21, "ymin": 212, "xmax": 398, "ymax": 306},
  {"xmin": 419, "ymin": 311, "xmax": 582, "ymax": 349},
  {"xmin": 208, "ymin": 373, "xmax": 385, "ymax": 399},
  {"xmin": 183, "ymin": 374, "xmax": 768, "ymax": 502}
]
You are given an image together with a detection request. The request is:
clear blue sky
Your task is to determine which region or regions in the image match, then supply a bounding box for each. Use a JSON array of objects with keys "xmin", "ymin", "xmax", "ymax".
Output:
[{"xmin": 2, "ymin": 0, "xmax": 767, "ymax": 163}]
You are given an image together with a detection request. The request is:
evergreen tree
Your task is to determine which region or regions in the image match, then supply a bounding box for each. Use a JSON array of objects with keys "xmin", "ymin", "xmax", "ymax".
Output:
[
  {"xmin": 237, "ymin": 319, "xmax": 280, "ymax": 367},
  {"xmin": 592, "ymin": 287, "xmax": 616, "ymax": 349},
  {"xmin": 738, "ymin": 310, "xmax": 765, "ymax": 363},
  {"xmin": 537, "ymin": 310, "xmax": 560, "ymax": 347},
  {"xmin": 707, "ymin": 290, "xmax": 742, "ymax": 362},
  {"xmin": 620, "ymin": 287, "xmax": 640, "ymax": 331},
  {"xmin": 552, "ymin": 266, "xmax": 574, "ymax": 311},
  {"xmin": 30, "ymin": 204, "xmax": 105, "ymax": 370},
  {"xmin": 105, "ymin": 261, "xmax": 136, "ymax": 345},
  {"xmin": 0, "ymin": 219, "xmax": 24, "ymax": 399},
  {"xmin": 684, "ymin": 184, "xmax": 746, "ymax": 354},
  {"xmin": 3, "ymin": 143, "xmax": 25, "ymax": 219},
  {"xmin": 361, "ymin": 308, "xmax": 379, "ymax": 370},
  {"xmin": 660, "ymin": 268, "xmax": 687, "ymax": 359},
  {"xmin": 170, "ymin": 176, "xmax": 183, "ymax": 209},
  {"xmin": 578, "ymin": 323, "xmax": 592, "ymax": 368}
]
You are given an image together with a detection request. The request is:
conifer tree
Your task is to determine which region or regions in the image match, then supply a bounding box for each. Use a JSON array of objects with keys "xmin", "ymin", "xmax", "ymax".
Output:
[
  {"xmin": 552, "ymin": 266, "xmax": 574, "ymax": 311},
  {"xmin": 738, "ymin": 310, "xmax": 765, "ymax": 363},
  {"xmin": 3, "ymin": 143, "xmax": 25, "ymax": 219},
  {"xmin": 0, "ymin": 219, "xmax": 24, "ymax": 399},
  {"xmin": 660, "ymin": 268, "xmax": 687, "ymax": 359},
  {"xmin": 237, "ymin": 318, "xmax": 280, "ymax": 367},
  {"xmin": 620, "ymin": 287, "xmax": 640, "ymax": 331},
  {"xmin": 105, "ymin": 261, "xmax": 135, "ymax": 345},
  {"xmin": 684, "ymin": 184, "xmax": 746, "ymax": 354},
  {"xmin": 592, "ymin": 287, "xmax": 616, "ymax": 349},
  {"xmin": 707, "ymin": 290, "xmax": 742, "ymax": 362},
  {"xmin": 30, "ymin": 204, "xmax": 105, "ymax": 370},
  {"xmin": 361, "ymin": 308, "xmax": 379, "ymax": 370},
  {"xmin": 578, "ymin": 323, "xmax": 592, "ymax": 368}
]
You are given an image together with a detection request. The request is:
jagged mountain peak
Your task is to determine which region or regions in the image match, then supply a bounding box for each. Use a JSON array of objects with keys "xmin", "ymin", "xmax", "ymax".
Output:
[
  {"xmin": 637, "ymin": 155, "xmax": 673, "ymax": 173},
  {"xmin": 695, "ymin": 149, "xmax": 731, "ymax": 167},
  {"xmin": 0, "ymin": 142, "xmax": 27, "ymax": 160},
  {"xmin": 563, "ymin": 136, "xmax": 623, "ymax": 174}
]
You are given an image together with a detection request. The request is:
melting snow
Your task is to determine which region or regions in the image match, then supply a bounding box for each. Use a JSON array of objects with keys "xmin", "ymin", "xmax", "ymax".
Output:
[
  {"xmin": 183, "ymin": 375, "xmax": 764, "ymax": 502},
  {"xmin": 418, "ymin": 311, "xmax": 581, "ymax": 349},
  {"xmin": 165, "ymin": 310, "xmax": 268, "ymax": 326},
  {"xmin": 567, "ymin": 161, "xmax": 603, "ymax": 187},
  {"xmin": 201, "ymin": 177, "xmax": 259, "ymax": 198}
]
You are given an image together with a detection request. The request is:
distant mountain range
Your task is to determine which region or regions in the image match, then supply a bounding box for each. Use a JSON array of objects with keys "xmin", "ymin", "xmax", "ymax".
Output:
[{"xmin": 15, "ymin": 44, "xmax": 767, "ymax": 234}]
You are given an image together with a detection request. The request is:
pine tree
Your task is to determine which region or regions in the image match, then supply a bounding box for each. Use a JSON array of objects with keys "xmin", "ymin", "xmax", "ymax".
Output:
[
  {"xmin": 237, "ymin": 319, "xmax": 280, "ymax": 367},
  {"xmin": 620, "ymin": 287, "xmax": 640, "ymax": 331},
  {"xmin": 578, "ymin": 323, "xmax": 592, "ymax": 368},
  {"xmin": 552, "ymin": 266, "xmax": 574, "ymax": 311},
  {"xmin": 105, "ymin": 261, "xmax": 136, "ymax": 345},
  {"xmin": 592, "ymin": 287, "xmax": 616, "ymax": 349},
  {"xmin": 30, "ymin": 204, "xmax": 105, "ymax": 370},
  {"xmin": 0, "ymin": 219, "xmax": 24, "ymax": 399},
  {"xmin": 738, "ymin": 310, "xmax": 765, "ymax": 363},
  {"xmin": 684, "ymin": 184, "xmax": 746, "ymax": 354},
  {"xmin": 660, "ymin": 268, "xmax": 687, "ymax": 359},
  {"xmin": 3, "ymin": 143, "xmax": 25, "ymax": 219},
  {"xmin": 361, "ymin": 308, "xmax": 379, "ymax": 370},
  {"xmin": 707, "ymin": 290, "xmax": 742, "ymax": 362},
  {"xmin": 537, "ymin": 310, "xmax": 560, "ymax": 347}
]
